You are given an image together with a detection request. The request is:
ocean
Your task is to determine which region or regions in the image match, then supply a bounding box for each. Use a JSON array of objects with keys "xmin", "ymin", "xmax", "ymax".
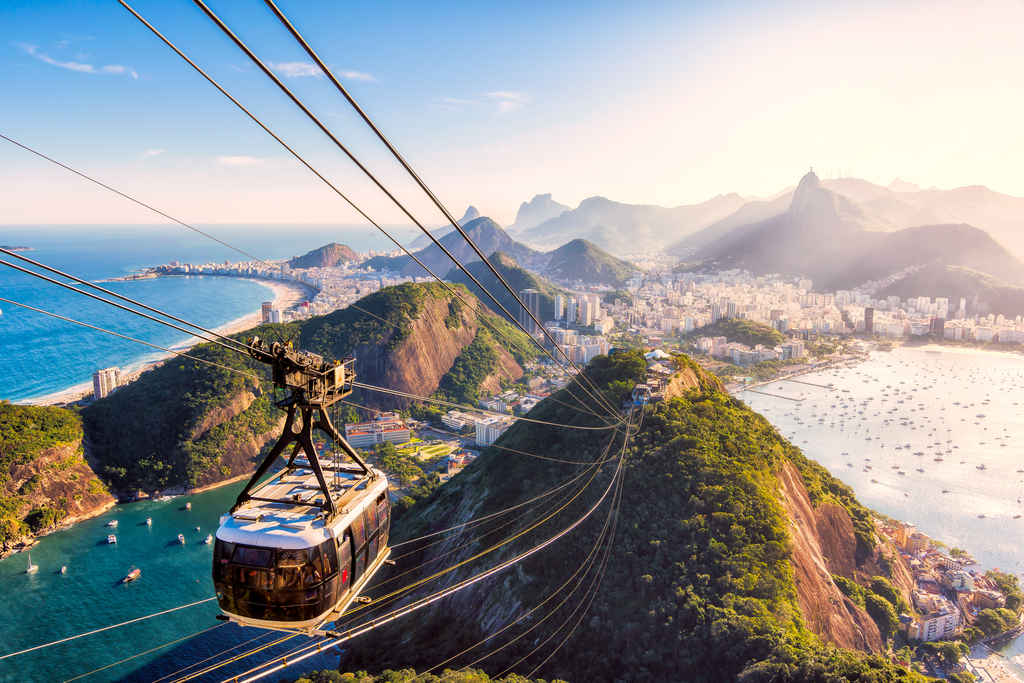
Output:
[
  {"xmin": 0, "ymin": 224, "xmax": 417, "ymax": 402},
  {"xmin": 741, "ymin": 345, "xmax": 1024, "ymax": 675},
  {"xmin": 0, "ymin": 481, "xmax": 341, "ymax": 682}
]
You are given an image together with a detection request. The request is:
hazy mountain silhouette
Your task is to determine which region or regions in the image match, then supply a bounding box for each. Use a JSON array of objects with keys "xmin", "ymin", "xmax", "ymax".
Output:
[{"xmin": 515, "ymin": 193, "xmax": 745, "ymax": 252}]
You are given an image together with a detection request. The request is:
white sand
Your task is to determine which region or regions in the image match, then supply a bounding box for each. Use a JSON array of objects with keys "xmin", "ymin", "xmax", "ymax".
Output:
[{"xmin": 21, "ymin": 278, "xmax": 312, "ymax": 406}]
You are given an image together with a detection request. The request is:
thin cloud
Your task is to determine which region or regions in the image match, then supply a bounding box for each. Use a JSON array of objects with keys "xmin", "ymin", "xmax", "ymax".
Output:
[
  {"xmin": 269, "ymin": 61, "xmax": 374, "ymax": 82},
  {"xmin": 486, "ymin": 90, "xmax": 529, "ymax": 113},
  {"xmin": 216, "ymin": 155, "xmax": 265, "ymax": 167},
  {"xmin": 142, "ymin": 148, "xmax": 165, "ymax": 159},
  {"xmin": 17, "ymin": 43, "xmax": 138, "ymax": 79},
  {"xmin": 441, "ymin": 97, "xmax": 475, "ymax": 105},
  {"xmin": 337, "ymin": 70, "xmax": 374, "ymax": 82},
  {"xmin": 270, "ymin": 61, "xmax": 322, "ymax": 78}
]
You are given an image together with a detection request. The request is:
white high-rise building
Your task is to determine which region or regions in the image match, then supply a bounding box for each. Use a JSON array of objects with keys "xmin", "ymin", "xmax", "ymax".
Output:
[
  {"xmin": 553, "ymin": 294, "xmax": 566, "ymax": 320},
  {"xmin": 565, "ymin": 297, "xmax": 578, "ymax": 326},
  {"xmin": 93, "ymin": 367, "xmax": 121, "ymax": 400}
]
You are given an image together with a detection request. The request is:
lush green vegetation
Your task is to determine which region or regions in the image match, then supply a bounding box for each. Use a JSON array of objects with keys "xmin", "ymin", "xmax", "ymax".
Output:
[
  {"xmin": 974, "ymin": 608, "xmax": 1019, "ymax": 637},
  {"xmin": 353, "ymin": 350, "xmax": 920, "ymax": 682},
  {"xmin": 1, "ymin": 403, "xmax": 91, "ymax": 545},
  {"xmin": 372, "ymin": 441, "xmax": 425, "ymax": 487},
  {"xmin": 437, "ymin": 330, "xmax": 499, "ymax": 405},
  {"xmin": 690, "ymin": 318, "xmax": 784, "ymax": 348},
  {"xmin": 0, "ymin": 401, "xmax": 82, "ymax": 482},
  {"xmin": 294, "ymin": 669, "xmax": 556, "ymax": 683},
  {"xmin": 985, "ymin": 570, "xmax": 1024, "ymax": 611}
]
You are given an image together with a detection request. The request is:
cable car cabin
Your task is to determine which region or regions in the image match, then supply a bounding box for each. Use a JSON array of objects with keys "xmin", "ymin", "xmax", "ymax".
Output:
[
  {"xmin": 213, "ymin": 465, "xmax": 391, "ymax": 633},
  {"xmin": 631, "ymin": 383, "xmax": 652, "ymax": 407}
]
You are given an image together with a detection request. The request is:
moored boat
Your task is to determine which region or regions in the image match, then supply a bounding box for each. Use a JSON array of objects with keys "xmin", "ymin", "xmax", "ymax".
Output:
[
  {"xmin": 122, "ymin": 568, "xmax": 141, "ymax": 583},
  {"xmin": 25, "ymin": 553, "xmax": 38, "ymax": 574},
  {"xmin": 107, "ymin": 534, "xmax": 117, "ymax": 544},
  {"xmin": 177, "ymin": 533, "xmax": 186, "ymax": 545}
]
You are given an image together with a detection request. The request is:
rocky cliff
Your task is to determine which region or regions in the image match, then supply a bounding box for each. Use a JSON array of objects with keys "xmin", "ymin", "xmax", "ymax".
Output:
[{"xmin": 1, "ymin": 403, "xmax": 114, "ymax": 556}]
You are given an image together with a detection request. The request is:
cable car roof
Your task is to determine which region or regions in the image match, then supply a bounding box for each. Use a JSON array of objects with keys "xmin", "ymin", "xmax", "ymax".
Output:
[{"xmin": 217, "ymin": 466, "xmax": 388, "ymax": 549}]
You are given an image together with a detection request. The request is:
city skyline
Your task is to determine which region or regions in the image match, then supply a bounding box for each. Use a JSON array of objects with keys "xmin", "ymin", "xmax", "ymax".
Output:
[{"xmin": 3, "ymin": 0, "xmax": 1024, "ymax": 226}]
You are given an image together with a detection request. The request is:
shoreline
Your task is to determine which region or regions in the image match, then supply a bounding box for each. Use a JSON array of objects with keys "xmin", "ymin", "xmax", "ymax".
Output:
[{"xmin": 18, "ymin": 277, "xmax": 312, "ymax": 407}]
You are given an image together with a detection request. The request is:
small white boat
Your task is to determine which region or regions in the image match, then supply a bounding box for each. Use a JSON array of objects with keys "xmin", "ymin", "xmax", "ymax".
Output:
[
  {"xmin": 122, "ymin": 568, "xmax": 141, "ymax": 583},
  {"xmin": 177, "ymin": 534, "xmax": 186, "ymax": 545},
  {"xmin": 106, "ymin": 520, "xmax": 118, "ymax": 528},
  {"xmin": 185, "ymin": 502, "xmax": 192, "ymax": 510},
  {"xmin": 60, "ymin": 565, "xmax": 67, "ymax": 575},
  {"xmin": 107, "ymin": 534, "xmax": 117, "ymax": 544},
  {"xmin": 194, "ymin": 526, "xmax": 200, "ymax": 532},
  {"xmin": 146, "ymin": 517, "xmax": 152, "ymax": 526},
  {"xmin": 204, "ymin": 534, "xmax": 213, "ymax": 545},
  {"xmin": 25, "ymin": 553, "xmax": 38, "ymax": 574}
]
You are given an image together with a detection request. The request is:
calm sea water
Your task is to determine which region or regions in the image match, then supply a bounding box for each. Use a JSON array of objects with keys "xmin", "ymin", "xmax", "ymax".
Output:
[
  {"xmin": 0, "ymin": 225, "xmax": 416, "ymax": 402},
  {"xmin": 741, "ymin": 345, "xmax": 1024, "ymax": 673},
  {"xmin": 0, "ymin": 482, "xmax": 340, "ymax": 682}
]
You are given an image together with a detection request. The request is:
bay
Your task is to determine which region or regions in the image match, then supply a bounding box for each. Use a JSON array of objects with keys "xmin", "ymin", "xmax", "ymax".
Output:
[{"xmin": 741, "ymin": 344, "xmax": 1024, "ymax": 674}]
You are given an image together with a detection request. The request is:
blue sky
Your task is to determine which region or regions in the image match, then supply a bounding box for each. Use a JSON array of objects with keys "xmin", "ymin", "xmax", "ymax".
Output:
[{"xmin": 3, "ymin": 0, "xmax": 1023, "ymax": 226}]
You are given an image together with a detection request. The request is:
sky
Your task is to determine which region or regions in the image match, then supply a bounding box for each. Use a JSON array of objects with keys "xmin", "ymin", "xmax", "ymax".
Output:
[{"xmin": 2, "ymin": 0, "xmax": 1024, "ymax": 227}]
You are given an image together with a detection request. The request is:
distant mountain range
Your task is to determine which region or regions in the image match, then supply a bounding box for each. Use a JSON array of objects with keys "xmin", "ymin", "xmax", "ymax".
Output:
[
  {"xmin": 510, "ymin": 193, "xmax": 746, "ymax": 252},
  {"xmin": 682, "ymin": 171, "xmax": 1024, "ymax": 293},
  {"xmin": 368, "ymin": 216, "xmax": 641, "ymax": 288}
]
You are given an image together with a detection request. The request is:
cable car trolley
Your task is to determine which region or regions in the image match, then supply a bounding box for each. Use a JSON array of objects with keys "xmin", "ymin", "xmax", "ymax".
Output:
[{"xmin": 213, "ymin": 337, "xmax": 391, "ymax": 634}]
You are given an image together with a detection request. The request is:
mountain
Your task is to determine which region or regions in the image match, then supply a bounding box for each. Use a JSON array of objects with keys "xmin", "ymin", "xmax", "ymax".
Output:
[
  {"xmin": 673, "ymin": 175, "xmax": 1024, "ymax": 261},
  {"xmin": 81, "ymin": 283, "xmax": 536, "ymax": 493},
  {"xmin": 539, "ymin": 237, "xmax": 641, "ymax": 287},
  {"xmin": 459, "ymin": 205, "xmax": 481, "ymax": 225},
  {"xmin": 343, "ymin": 351, "xmax": 924, "ymax": 681},
  {"xmin": 879, "ymin": 264, "xmax": 1024, "ymax": 317},
  {"xmin": 288, "ymin": 242, "xmax": 359, "ymax": 269},
  {"xmin": 516, "ymin": 193, "xmax": 746, "ymax": 252},
  {"xmin": 691, "ymin": 171, "xmax": 1024, "ymax": 290},
  {"xmin": 508, "ymin": 193, "xmax": 571, "ymax": 234},
  {"xmin": 444, "ymin": 251, "xmax": 568, "ymax": 323},
  {"xmin": 369, "ymin": 217, "xmax": 540, "ymax": 277},
  {"xmin": 1, "ymin": 402, "xmax": 114, "ymax": 555},
  {"xmin": 409, "ymin": 206, "xmax": 483, "ymax": 249}
]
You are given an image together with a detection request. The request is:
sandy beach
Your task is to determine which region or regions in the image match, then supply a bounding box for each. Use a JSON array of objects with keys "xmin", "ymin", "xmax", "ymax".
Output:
[{"xmin": 21, "ymin": 278, "xmax": 312, "ymax": 406}]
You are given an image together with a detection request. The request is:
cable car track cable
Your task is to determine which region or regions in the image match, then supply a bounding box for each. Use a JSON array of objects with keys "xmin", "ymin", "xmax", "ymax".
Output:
[
  {"xmin": 0, "ymin": 259, "xmax": 251, "ymax": 358},
  {"xmin": 136, "ymin": 0, "xmax": 623, "ymax": 425},
  {"xmin": 262, "ymin": 0, "xmax": 624, "ymax": 422},
  {"xmin": 0, "ymin": 297, "xmax": 260, "ymax": 380},
  {"xmin": 223, "ymin": 412, "xmax": 635, "ymax": 682},
  {"xmin": 0, "ymin": 597, "xmax": 217, "ymax": 661}
]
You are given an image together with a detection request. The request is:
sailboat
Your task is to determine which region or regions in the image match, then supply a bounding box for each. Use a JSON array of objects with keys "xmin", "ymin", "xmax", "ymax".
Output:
[{"xmin": 25, "ymin": 552, "xmax": 38, "ymax": 574}]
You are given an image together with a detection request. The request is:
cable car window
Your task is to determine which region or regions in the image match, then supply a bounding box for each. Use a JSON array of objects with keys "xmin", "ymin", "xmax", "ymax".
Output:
[
  {"xmin": 337, "ymin": 534, "xmax": 352, "ymax": 591},
  {"xmin": 320, "ymin": 540, "xmax": 337, "ymax": 576},
  {"xmin": 303, "ymin": 547, "xmax": 324, "ymax": 587},
  {"xmin": 365, "ymin": 501, "xmax": 378, "ymax": 530},
  {"xmin": 233, "ymin": 545, "xmax": 273, "ymax": 567},
  {"xmin": 234, "ymin": 567, "xmax": 273, "ymax": 590},
  {"xmin": 351, "ymin": 515, "xmax": 365, "ymax": 549}
]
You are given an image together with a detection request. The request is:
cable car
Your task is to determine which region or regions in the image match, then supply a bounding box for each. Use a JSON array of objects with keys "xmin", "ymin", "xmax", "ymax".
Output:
[
  {"xmin": 213, "ymin": 467, "xmax": 390, "ymax": 631},
  {"xmin": 632, "ymin": 383, "xmax": 652, "ymax": 407},
  {"xmin": 213, "ymin": 338, "xmax": 391, "ymax": 633}
]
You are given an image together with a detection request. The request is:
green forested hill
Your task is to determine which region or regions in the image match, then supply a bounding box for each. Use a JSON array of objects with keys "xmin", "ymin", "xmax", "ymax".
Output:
[
  {"xmin": 690, "ymin": 317, "xmax": 785, "ymax": 347},
  {"xmin": 541, "ymin": 238, "xmax": 640, "ymax": 287},
  {"xmin": 344, "ymin": 350, "xmax": 922, "ymax": 682},
  {"xmin": 81, "ymin": 283, "xmax": 535, "ymax": 493}
]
